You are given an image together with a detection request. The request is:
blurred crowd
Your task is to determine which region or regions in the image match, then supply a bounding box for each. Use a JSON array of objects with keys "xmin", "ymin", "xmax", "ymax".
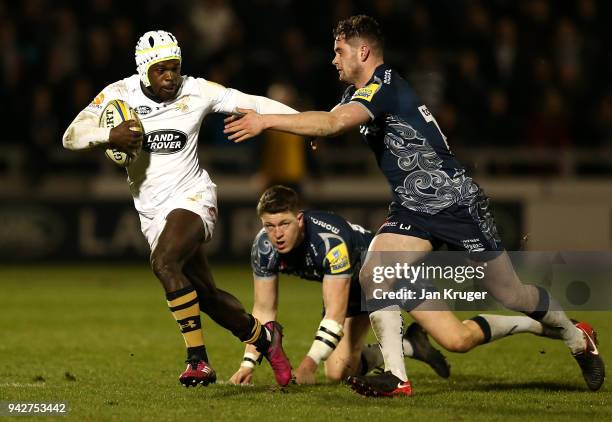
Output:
[{"xmin": 2, "ymin": 0, "xmax": 612, "ymax": 180}]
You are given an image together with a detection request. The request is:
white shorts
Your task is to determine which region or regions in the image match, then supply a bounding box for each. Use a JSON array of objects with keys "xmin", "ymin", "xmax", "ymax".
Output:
[{"xmin": 139, "ymin": 182, "xmax": 218, "ymax": 251}]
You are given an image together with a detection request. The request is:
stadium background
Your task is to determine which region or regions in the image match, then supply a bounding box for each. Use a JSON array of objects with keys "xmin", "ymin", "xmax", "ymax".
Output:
[
  {"xmin": 1, "ymin": 0, "xmax": 612, "ymax": 263},
  {"xmin": 1, "ymin": 1, "xmax": 611, "ymax": 420}
]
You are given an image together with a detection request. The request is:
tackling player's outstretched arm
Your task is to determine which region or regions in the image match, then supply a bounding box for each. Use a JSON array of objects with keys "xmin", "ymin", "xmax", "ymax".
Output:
[
  {"xmin": 229, "ymin": 275, "xmax": 279, "ymax": 385},
  {"xmin": 223, "ymin": 102, "xmax": 370, "ymax": 142}
]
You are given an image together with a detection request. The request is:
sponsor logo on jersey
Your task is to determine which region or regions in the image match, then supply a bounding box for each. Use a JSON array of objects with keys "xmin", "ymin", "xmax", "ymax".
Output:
[
  {"xmin": 135, "ymin": 105, "xmax": 152, "ymax": 115},
  {"xmin": 326, "ymin": 243, "xmax": 350, "ymax": 274},
  {"xmin": 384, "ymin": 69, "xmax": 392, "ymax": 84},
  {"xmin": 143, "ymin": 129, "xmax": 187, "ymax": 154},
  {"xmin": 92, "ymin": 92, "xmax": 104, "ymax": 105},
  {"xmin": 87, "ymin": 92, "xmax": 105, "ymax": 110},
  {"xmin": 311, "ymin": 217, "xmax": 340, "ymax": 234},
  {"xmin": 352, "ymin": 82, "xmax": 380, "ymax": 102},
  {"xmin": 175, "ymin": 96, "xmax": 190, "ymax": 112}
]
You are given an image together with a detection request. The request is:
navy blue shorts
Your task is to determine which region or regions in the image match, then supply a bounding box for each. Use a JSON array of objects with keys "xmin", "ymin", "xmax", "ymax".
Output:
[{"xmin": 377, "ymin": 192, "xmax": 504, "ymax": 261}]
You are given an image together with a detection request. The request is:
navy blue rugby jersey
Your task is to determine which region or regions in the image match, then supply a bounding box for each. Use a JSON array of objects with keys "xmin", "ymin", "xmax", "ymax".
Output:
[
  {"xmin": 339, "ymin": 64, "xmax": 480, "ymax": 215},
  {"xmin": 251, "ymin": 210, "xmax": 373, "ymax": 281}
]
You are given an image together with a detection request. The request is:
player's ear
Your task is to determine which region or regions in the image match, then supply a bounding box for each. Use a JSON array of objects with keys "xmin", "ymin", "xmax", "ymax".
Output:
[
  {"xmin": 360, "ymin": 44, "xmax": 370, "ymax": 62},
  {"xmin": 297, "ymin": 212, "xmax": 304, "ymax": 227}
]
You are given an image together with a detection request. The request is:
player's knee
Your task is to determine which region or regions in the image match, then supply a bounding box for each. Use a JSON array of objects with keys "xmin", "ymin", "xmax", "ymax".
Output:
[
  {"xmin": 441, "ymin": 331, "xmax": 473, "ymax": 353},
  {"xmin": 494, "ymin": 293, "xmax": 525, "ymax": 313},
  {"xmin": 324, "ymin": 363, "xmax": 348, "ymax": 383},
  {"xmin": 150, "ymin": 251, "xmax": 180, "ymax": 283},
  {"xmin": 359, "ymin": 260, "xmax": 377, "ymax": 284}
]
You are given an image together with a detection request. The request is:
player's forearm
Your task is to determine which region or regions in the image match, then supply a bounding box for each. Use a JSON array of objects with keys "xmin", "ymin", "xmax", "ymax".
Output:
[
  {"xmin": 62, "ymin": 112, "xmax": 111, "ymax": 150},
  {"xmin": 252, "ymin": 277, "xmax": 279, "ymax": 322},
  {"xmin": 263, "ymin": 111, "xmax": 345, "ymax": 137}
]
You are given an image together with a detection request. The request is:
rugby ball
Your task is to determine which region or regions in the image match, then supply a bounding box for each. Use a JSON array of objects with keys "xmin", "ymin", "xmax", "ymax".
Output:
[{"xmin": 99, "ymin": 99, "xmax": 143, "ymax": 167}]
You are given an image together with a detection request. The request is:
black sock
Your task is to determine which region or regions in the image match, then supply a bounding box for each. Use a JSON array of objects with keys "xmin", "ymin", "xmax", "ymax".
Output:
[
  {"xmin": 470, "ymin": 316, "xmax": 492, "ymax": 343},
  {"xmin": 242, "ymin": 316, "xmax": 271, "ymax": 353},
  {"xmin": 187, "ymin": 345, "xmax": 209, "ymax": 362},
  {"xmin": 524, "ymin": 286, "xmax": 549, "ymax": 321}
]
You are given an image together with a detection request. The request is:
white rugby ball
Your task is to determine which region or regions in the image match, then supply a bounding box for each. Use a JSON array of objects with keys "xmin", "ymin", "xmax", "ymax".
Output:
[{"xmin": 99, "ymin": 99, "xmax": 143, "ymax": 167}]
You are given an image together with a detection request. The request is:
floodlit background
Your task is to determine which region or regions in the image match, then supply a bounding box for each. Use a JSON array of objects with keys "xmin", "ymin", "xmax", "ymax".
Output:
[
  {"xmin": 1, "ymin": 0, "xmax": 612, "ymax": 264},
  {"xmin": 0, "ymin": 2, "xmax": 610, "ymax": 420}
]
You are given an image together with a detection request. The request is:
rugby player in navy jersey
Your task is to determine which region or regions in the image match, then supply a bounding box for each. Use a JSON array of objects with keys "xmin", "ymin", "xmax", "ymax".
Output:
[
  {"xmin": 229, "ymin": 186, "xmax": 566, "ymax": 388},
  {"xmin": 224, "ymin": 15, "xmax": 604, "ymax": 396},
  {"xmin": 229, "ymin": 186, "xmax": 450, "ymax": 385}
]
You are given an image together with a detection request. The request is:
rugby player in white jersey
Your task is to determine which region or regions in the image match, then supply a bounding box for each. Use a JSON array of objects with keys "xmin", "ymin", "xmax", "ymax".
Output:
[{"xmin": 62, "ymin": 30, "xmax": 296, "ymax": 388}]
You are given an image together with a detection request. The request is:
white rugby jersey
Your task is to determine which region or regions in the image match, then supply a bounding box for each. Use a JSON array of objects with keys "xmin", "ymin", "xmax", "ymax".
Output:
[{"xmin": 65, "ymin": 74, "xmax": 296, "ymax": 218}]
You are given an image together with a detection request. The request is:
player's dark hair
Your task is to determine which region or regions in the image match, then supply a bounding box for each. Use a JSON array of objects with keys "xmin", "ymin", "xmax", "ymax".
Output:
[
  {"xmin": 257, "ymin": 185, "xmax": 300, "ymax": 216},
  {"xmin": 333, "ymin": 14, "xmax": 384, "ymax": 53}
]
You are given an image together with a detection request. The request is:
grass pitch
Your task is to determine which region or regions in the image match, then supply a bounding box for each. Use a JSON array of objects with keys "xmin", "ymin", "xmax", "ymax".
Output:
[{"xmin": 0, "ymin": 264, "xmax": 610, "ymax": 421}]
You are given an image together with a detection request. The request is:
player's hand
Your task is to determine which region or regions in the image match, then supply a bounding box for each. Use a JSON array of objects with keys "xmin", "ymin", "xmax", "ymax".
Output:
[
  {"xmin": 229, "ymin": 366, "xmax": 254, "ymax": 385},
  {"xmin": 108, "ymin": 120, "xmax": 143, "ymax": 154},
  {"xmin": 223, "ymin": 108, "xmax": 265, "ymax": 143},
  {"xmin": 295, "ymin": 356, "xmax": 318, "ymax": 385}
]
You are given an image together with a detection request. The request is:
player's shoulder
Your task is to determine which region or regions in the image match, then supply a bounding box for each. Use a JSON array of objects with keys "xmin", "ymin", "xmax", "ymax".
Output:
[
  {"xmin": 86, "ymin": 76, "xmax": 136, "ymax": 114},
  {"xmin": 253, "ymin": 228, "xmax": 271, "ymax": 248},
  {"xmin": 352, "ymin": 65, "xmax": 397, "ymax": 100},
  {"xmin": 109, "ymin": 75, "xmax": 140, "ymax": 95},
  {"xmin": 304, "ymin": 210, "xmax": 344, "ymax": 233},
  {"xmin": 251, "ymin": 228, "xmax": 277, "ymax": 262},
  {"xmin": 186, "ymin": 76, "xmax": 227, "ymax": 95},
  {"xmin": 340, "ymin": 85, "xmax": 357, "ymax": 104},
  {"xmin": 303, "ymin": 210, "xmax": 352, "ymax": 247},
  {"xmin": 376, "ymin": 65, "xmax": 415, "ymax": 100},
  {"xmin": 304, "ymin": 211, "xmax": 354, "ymax": 275},
  {"xmin": 251, "ymin": 228, "xmax": 279, "ymax": 276}
]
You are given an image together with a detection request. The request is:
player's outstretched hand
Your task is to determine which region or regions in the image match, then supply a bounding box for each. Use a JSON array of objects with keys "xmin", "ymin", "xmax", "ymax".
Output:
[
  {"xmin": 229, "ymin": 366, "xmax": 254, "ymax": 385},
  {"xmin": 294, "ymin": 356, "xmax": 317, "ymax": 385},
  {"xmin": 223, "ymin": 108, "xmax": 264, "ymax": 143},
  {"xmin": 109, "ymin": 120, "xmax": 143, "ymax": 154}
]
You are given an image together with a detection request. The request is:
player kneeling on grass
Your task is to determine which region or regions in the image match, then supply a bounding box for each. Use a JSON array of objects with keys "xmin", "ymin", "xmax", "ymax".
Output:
[
  {"xmin": 231, "ymin": 185, "xmax": 450, "ymax": 385},
  {"xmin": 62, "ymin": 30, "xmax": 296, "ymax": 388},
  {"xmin": 229, "ymin": 187, "xmax": 572, "ymax": 387}
]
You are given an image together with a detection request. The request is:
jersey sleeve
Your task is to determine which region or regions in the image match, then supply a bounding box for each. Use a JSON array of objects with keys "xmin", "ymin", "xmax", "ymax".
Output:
[
  {"xmin": 197, "ymin": 78, "xmax": 297, "ymax": 115},
  {"xmin": 320, "ymin": 231, "xmax": 354, "ymax": 278},
  {"xmin": 62, "ymin": 80, "xmax": 128, "ymax": 150},
  {"xmin": 84, "ymin": 80, "xmax": 129, "ymax": 119},
  {"xmin": 197, "ymin": 79, "xmax": 238, "ymax": 114},
  {"xmin": 250, "ymin": 230, "xmax": 279, "ymax": 279},
  {"xmin": 348, "ymin": 77, "xmax": 394, "ymax": 120}
]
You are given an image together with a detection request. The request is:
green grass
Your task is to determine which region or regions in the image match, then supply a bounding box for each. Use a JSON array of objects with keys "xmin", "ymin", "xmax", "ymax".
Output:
[{"xmin": 0, "ymin": 265, "xmax": 610, "ymax": 421}]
